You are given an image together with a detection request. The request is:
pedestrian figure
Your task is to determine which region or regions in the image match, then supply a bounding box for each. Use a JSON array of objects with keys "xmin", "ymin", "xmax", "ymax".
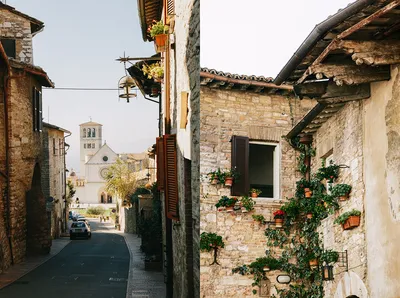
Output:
[{"xmin": 100, "ymin": 216, "xmax": 103, "ymax": 222}]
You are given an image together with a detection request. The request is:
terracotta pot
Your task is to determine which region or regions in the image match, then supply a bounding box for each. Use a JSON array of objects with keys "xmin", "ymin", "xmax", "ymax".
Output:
[
  {"xmin": 323, "ymin": 202, "xmax": 328, "ymax": 208},
  {"xmin": 242, "ymin": 208, "xmax": 248, "ymax": 213},
  {"xmin": 306, "ymin": 213, "xmax": 313, "ymax": 219},
  {"xmin": 224, "ymin": 177, "xmax": 233, "ymax": 187},
  {"xmin": 305, "ymin": 191, "xmax": 312, "ymax": 198},
  {"xmin": 339, "ymin": 193, "xmax": 349, "ymax": 201},
  {"xmin": 154, "ymin": 34, "xmax": 168, "ymax": 52},
  {"xmin": 342, "ymin": 215, "xmax": 360, "ymax": 230},
  {"xmin": 275, "ymin": 218, "xmax": 283, "ymax": 228},
  {"xmin": 225, "ymin": 206, "xmax": 234, "ymax": 212},
  {"xmin": 299, "ymin": 134, "xmax": 313, "ymax": 145},
  {"xmin": 263, "ymin": 266, "xmax": 270, "ymax": 272},
  {"xmin": 251, "ymin": 192, "xmax": 258, "ymax": 198},
  {"xmin": 309, "ymin": 259, "xmax": 318, "ymax": 267}
]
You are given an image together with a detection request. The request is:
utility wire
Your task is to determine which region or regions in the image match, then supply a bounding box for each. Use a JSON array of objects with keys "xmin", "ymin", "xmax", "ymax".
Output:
[{"xmin": 43, "ymin": 87, "xmax": 139, "ymax": 91}]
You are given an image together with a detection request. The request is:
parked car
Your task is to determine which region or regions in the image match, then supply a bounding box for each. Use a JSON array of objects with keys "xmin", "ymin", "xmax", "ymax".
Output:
[
  {"xmin": 77, "ymin": 217, "xmax": 90, "ymax": 225},
  {"xmin": 69, "ymin": 221, "xmax": 91, "ymax": 240}
]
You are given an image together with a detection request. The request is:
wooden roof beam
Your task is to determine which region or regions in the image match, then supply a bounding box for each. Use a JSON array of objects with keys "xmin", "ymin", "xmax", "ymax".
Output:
[{"xmin": 297, "ymin": 0, "xmax": 400, "ymax": 84}]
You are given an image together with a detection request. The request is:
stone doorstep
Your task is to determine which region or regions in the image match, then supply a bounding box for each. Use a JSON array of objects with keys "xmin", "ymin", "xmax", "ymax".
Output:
[{"xmin": 0, "ymin": 239, "xmax": 70, "ymax": 290}]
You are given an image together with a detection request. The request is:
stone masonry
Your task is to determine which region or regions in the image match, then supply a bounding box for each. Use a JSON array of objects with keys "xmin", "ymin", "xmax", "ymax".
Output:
[{"xmin": 200, "ymin": 86, "xmax": 314, "ymax": 297}]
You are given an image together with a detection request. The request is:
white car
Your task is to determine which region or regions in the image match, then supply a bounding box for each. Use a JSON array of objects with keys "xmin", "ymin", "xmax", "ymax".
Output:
[{"xmin": 70, "ymin": 221, "xmax": 91, "ymax": 239}]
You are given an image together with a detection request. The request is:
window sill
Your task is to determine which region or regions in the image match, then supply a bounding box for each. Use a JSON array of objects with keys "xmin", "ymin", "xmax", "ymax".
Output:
[{"xmin": 254, "ymin": 197, "xmax": 282, "ymax": 204}]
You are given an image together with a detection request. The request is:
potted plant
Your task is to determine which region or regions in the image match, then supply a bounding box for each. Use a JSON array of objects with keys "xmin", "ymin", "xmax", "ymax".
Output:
[
  {"xmin": 308, "ymin": 255, "xmax": 319, "ymax": 268},
  {"xmin": 252, "ymin": 214, "xmax": 266, "ymax": 224},
  {"xmin": 332, "ymin": 184, "xmax": 352, "ymax": 201},
  {"xmin": 222, "ymin": 167, "xmax": 239, "ymax": 187},
  {"xmin": 200, "ymin": 232, "xmax": 225, "ymax": 265},
  {"xmin": 147, "ymin": 20, "xmax": 169, "ymax": 53},
  {"xmin": 321, "ymin": 250, "xmax": 339, "ymax": 265},
  {"xmin": 304, "ymin": 188, "xmax": 312, "ymax": 198},
  {"xmin": 215, "ymin": 196, "xmax": 238, "ymax": 212},
  {"xmin": 142, "ymin": 62, "xmax": 164, "ymax": 82},
  {"xmin": 207, "ymin": 169, "xmax": 220, "ymax": 185},
  {"xmin": 250, "ymin": 188, "xmax": 262, "ymax": 198},
  {"xmin": 315, "ymin": 163, "xmax": 340, "ymax": 183},
  {"xmin": 240, "ymin": 196, "xmax": 255, "ymax": 213},
  {"xmin": 334, "ymin": 209, "xmax": 361, "ymax": 230},
  {"xmin": 273, "ymin": 209, "xmax": 285, "ymax": 228}
]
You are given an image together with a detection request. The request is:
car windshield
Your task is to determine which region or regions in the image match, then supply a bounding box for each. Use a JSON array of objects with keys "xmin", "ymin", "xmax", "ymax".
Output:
[{"xmin": 71, "ymin": 222, "xmax": 86, "ymax": 228}]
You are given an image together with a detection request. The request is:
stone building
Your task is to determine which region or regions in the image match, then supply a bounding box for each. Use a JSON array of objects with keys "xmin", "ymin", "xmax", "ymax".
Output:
[
  {"xmin": 41, "ymin": 122, "xmax": 71, "ymax": 239},
  {"xmin": 0, "ymin": 2, "xmax": 53, "ymax": 273},
  {"xmin": 130, "ymin": 0, "xmax": 200, "ymax": 296},
  {"xmin": 199, "ymin": 68, "xmax": 313, "ymax": 297},
  {"xmin": 271, "ymin": 1, "xmax": 400, "ymax": 297}
]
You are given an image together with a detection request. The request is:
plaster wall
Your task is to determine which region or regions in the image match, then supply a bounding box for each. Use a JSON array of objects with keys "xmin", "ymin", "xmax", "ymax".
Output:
[{"xmin": 363, "ymin": 65, "xmax": 400, "ymax": 297}]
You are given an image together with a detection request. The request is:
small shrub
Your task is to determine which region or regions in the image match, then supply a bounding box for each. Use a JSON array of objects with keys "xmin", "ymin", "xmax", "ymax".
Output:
[{"xmin": 86, "ymin": 206, "xmax": 106, "ymax": 216}]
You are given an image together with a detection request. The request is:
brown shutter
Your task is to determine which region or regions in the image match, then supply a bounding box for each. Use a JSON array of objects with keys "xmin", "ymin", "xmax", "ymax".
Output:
[
  {"xmin": 231, "ymin": 135, "xmax": 249, "ymax": 196},
  {"xmin": 164, "ymin": 134, "xmax": 179, "ymax": 220},
  {"xmin": 156, "ymin": 137, "xmax": 165, "ymax": 190}
]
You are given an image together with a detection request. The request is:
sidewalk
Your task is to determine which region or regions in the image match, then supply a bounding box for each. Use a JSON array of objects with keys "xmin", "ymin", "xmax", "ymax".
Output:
[
  {"xmin": 0, "ymin": 238, "xmax": 70, "ymax": 289},
  {"xmin": 100, "ymin": 221, "xmax": 166, "ymax": 298}
]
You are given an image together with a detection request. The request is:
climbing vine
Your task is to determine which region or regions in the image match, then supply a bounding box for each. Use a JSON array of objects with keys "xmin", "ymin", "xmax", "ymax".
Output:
[{"xmin": 233, "ymin": 137, "xmax": 346, "ymax": 297}]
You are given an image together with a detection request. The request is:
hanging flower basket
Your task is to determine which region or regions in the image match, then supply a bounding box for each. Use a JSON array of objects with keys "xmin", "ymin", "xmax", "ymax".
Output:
[
  {"xmin": 224, "ymin": 176, "xmax": 233, "ymax": 187},
  {"xmin": 147, "ymin": 20, "xmax": 169, "ymax": 53},
  {"xmin": 275, "ymin": 218, "xmax": 283, "ymax": 228},
  {"xmin": 334, "ymin": 209, "xmax": 361, "ymax": 230}
]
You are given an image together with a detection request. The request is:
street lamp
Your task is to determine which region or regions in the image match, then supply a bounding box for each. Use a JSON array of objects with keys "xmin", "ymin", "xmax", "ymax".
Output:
[{"xmin": 118, "ymin": 75, "xmax": 137, "ymax": 103}]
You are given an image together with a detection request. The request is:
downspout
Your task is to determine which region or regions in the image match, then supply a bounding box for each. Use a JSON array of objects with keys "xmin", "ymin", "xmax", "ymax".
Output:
[
  {"xmin": 3, "ymin": 71, "xmax": 14, "ymax": 265},
  {"xmin": 273, "ymin": 0, "xmax": 376, "ymax": 85},
  {"xmin": 63, "ymin": 132, "xmax": 71, "ymax": 233}
]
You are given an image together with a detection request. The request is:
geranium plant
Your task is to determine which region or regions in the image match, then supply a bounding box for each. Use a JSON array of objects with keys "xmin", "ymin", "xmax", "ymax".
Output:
[
  {"xmin": 200, "ymin": 232, "xmax": 224, "ymax": 252},
  {"xmin": 273, "ymin": 209, "xmax": 285, "ymax": 219},
  {"xmin": 252, "ymin": 214, "xmax": 266, "ymax": 224},
  {"xmin": 240, "ymin": 196, "xmax": 255, "ymax": 212},
  {"xmin": 215, "ymin": 196, "xmax": 238, "ymax": 208},
  {"xmin": 147, "ymin": 20, "xmax": 169, "ymax": 38}
]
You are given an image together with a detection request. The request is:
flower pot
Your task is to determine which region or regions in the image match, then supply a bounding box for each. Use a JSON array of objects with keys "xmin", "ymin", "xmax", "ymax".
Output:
[
  {"xmin": 242, "ymin": 208, "xmax": 248, "ymax": 213},
  {"xmin": 210, "ymin": 178, "xmax": 219, "ymax": 185},
  {"xmin": 251, "ymin": 192, "xmax": 258, "ymax": 198},
  {"xmin": 309, "ymin": 259, "xmax": 318, "ymax": 268},
  {"xmin": 275, "ymin": 218, "xmax": 283, "ymax": 228},
  {"xmin": 304, "ymin": 188, "xmax": 312, "ymax": 198},
  {"xmin": 154, "ymin": 34, "xmax": 168, "ymax": 53},
  {"xmin": 339, "ymin": 193, "xmax": 350, "ymax": 201},
  {"xmin": 323, "ymin": 202, "xmax": 328, "ymax": 208},
  {"xmin": 342, "ymin": 215, "xmax": 360, "ymax": 230},
  {"xmin": 299, "ymin": 134, "xmax": 313, "ymax": 145},
  {"xmin": 225, "ymin": 206, "xmax": 234, "ymax": 212},
  {"xmin": 224, "ymin": 177, "xmax": 233, "ymax": 187},
  {"xmin": 263, "ymin": 266, "xmax": 270, "ymax": 272},
  {"xmin": 306, "ymin": 213, "xmax": 313, "ymax": 219}
]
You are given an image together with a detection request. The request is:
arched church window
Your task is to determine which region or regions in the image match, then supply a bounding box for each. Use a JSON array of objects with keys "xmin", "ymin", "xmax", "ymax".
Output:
[
  {"xmin": 101, "ymin": 192, "xmax": 105, "ymax": 203},
  {"xmin": 83, "ymin": 128, "xmax": 86, "ymax": 137},
  {"xmin": 107, "ymin": 195, "xmax": 112, "ymax": 203},
  {"xmin": 87, "ymin": 128, "xmax": 91, "ymax": 138},
  {"xmin": 92, "ymin": 128, "xmax": 96, "ymax": 138}
]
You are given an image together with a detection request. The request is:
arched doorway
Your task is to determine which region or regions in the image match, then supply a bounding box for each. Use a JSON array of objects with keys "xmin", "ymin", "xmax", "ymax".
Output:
[
  {"xmin": 100, "ymin": 192, "xmax": 105, "ymax": 203},
  {"xmin": 26, "ymin": 163, "xmax": 51, "ymax": 255},
  {"xmin": 334, "ymin": 272, "xmax": 368, "ymax": 298}
]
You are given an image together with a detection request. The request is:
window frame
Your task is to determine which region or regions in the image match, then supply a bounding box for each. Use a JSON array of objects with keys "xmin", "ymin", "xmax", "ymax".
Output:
[{"xmin": 249, "ymin": 141, "xmax": 280, "ymax": 201}]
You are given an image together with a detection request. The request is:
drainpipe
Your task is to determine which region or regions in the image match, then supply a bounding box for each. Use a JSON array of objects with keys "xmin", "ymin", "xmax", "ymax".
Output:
[
  {"xmin": 299, "ymin": 134, "xmax": 313, "ymax": 181},
  {"xmin": 63, "ymin": 132, "xmax": 71, "ymax": 233},
  {"xmin": 3, "ymin": 71, "xmax": 14, "ymax": 265}
]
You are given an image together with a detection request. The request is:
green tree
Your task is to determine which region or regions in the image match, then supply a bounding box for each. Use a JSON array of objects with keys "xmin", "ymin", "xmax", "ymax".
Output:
[
  {"xmin": 105, "ymin": 158, "xmax": 139, "ymax": 207},
  {"xmin": 66, "ymin": 180, "xmax": 76, "ymax": 206}
]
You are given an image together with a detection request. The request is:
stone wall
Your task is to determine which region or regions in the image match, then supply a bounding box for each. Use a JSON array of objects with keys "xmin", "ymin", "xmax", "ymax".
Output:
[
  {"xmin": 199, "ymin": 87, "xmax": 313, "ymax": 297},
  {"xmin": 311, "ymin": 100, "xmax": 367, "ymax": 298},
  {"xmin": 0, "ymin": 9, "xmax": 34, "ymax": 64}
]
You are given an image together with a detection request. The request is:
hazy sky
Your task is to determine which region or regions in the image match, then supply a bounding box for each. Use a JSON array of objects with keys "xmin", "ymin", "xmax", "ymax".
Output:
[
  {"xmin": 201, "ymin": 0, "xmax": 355, "ymax": 77},
  {"xmin": 6, "ymin": 0, "xmax": 158, "ymax": 173}
]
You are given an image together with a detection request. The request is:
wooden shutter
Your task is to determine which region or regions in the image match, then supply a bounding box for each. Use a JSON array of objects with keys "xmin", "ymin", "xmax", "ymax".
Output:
[
  {"xmin": 167, "ymin": 0, "xmax": 175, "ymax": 16},
  {"xmin": 32, "ymin": 88, "xmax": 37, "ymax": 131},
  {"xmin": 156, "ymin": 137, "xmax": 165, "ymax": 190},
  {"xmin": 38, "ymin": 90, "xmax": 43, "ymax": 132},
  {"xmin": 164, "ymin": 134, "xmax": 179, "ymax": 220},
  {"xmin": 231, "ymin": 135, "xmax": 249, "ymax": 196}
]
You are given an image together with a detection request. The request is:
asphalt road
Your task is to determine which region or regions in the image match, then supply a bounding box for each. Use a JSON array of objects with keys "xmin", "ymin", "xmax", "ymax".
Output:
[{"xmin": 0, "ymin": 220, "xmax": 129, "ymax": 298}]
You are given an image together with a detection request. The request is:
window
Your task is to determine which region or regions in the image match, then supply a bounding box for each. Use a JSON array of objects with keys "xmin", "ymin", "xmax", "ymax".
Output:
[
  {"xmin": 83, "ymin": 128, "xmax": 87, "ymax": 137},
  {"xmin": 87, "ymin": 128, "xmax": 91, "ymax": 138},
  {"xmin": 0, "ymin": 39, "xmax": 16, "ymax": 58},
  {"xmin": 231, "ymin": 136, "xmax": 280, "ymax": 199},
  {"xmin": 32, "ymin": 88, "xmax": 42, "ymax": 132},
  {"xmin": 92, "ymin": 143, "xmax": 95, "ymax": 149},
  {"xmin": 87, "ymin": 143, "xmax": 91, "ymax": 149},
  {"xmin": 84, "ymin": 144, "xmax": 86, "ymax": 149},
  {"xmin": 53, "ymin": 138, "xmax": 56, "ymax": 155},
  {"xmin": 92, "ymin": 128, "xmax": 96, "ymax": 138}
]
